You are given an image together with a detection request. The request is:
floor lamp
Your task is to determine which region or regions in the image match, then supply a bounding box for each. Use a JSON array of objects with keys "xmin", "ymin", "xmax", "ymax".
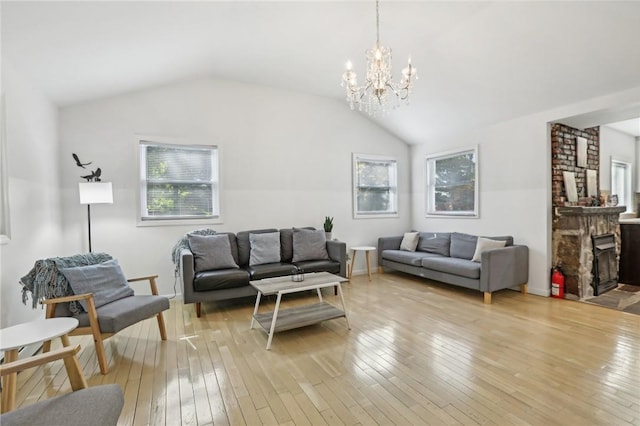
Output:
[{"xmin": 79, "ymin": 182, "xmax": 113, "ymax": 252}]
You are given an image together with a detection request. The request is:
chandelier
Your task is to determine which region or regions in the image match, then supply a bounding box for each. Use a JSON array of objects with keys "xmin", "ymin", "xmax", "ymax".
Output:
[{"xmin": 341, "ymin": 0, "xmax": 417, "ymax": 116}]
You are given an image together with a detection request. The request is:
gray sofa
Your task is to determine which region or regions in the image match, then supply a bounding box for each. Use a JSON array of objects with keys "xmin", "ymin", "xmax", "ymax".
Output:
[
  {"xmin": 378, "ymin": 232, "xmax": 528, "ymax": 303},
  {"xmin": 180, "ymin": 227, "xmax": 347, "ymax": 317}
]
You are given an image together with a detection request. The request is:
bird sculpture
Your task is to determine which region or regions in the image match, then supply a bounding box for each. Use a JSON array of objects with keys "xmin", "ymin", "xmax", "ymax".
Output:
[
  {"xmin": 72, "ymin": 153, "xmax": 102, "ymax": 182},
  {"xmin": 72, "ymin": 153, "xmax": 92, "ymax": 168},
  {"xmin": 80, "ymin": 168, "xmax": 102, "ymax": 182}
]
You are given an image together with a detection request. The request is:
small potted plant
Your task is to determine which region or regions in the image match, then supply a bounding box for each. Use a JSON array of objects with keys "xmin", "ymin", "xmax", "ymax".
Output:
[{"xmin": 323, "ymin": 216, "xmax": 334, "ymax": 240}]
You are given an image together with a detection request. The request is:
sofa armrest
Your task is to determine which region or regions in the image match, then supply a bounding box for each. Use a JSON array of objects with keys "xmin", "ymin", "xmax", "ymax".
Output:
[
  {"xmin": 377, "ymin": 236, "xmax": 403, "ymax": 265},
  {"xmin": 180, "ymin": 248, "xmax": 196, "ymax": 302},
  {"xmin": 326, "ymin": 240, "xmax": 347, "ymax": 278},
  {"xmin": 480, "ymin": 245, "xmax": 529, "ymax": 292}
]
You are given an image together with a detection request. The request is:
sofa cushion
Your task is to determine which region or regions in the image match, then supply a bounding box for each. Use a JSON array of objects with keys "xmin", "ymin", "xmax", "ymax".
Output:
[
  {"xmin": 471, "ymin": 237, "xmax": 507, "ymax": 262},
  {"xmin": 400, "ymin": 232, "xmax": 420, "ymax": 251},
  {"xmin": 420, "ymin": 257, "xmax": 481, "ymax": 279},
  {"xmin": 74, "ymin": 295, "xmax": 169, "ymax": 333},
  {"xmin": 237, "ymin": 229, "xmax": 278, "ymax": 267},
  {"xmin": 382, "ymin": 249, "xmax": 442, "ymax": 266},
  {"xmin": 280, "ymin": 227, "xmax": 314, "ymax": 263},
  {"xmin": 292, "ymin": 228, "xmax": 329, "ymax": 262},
  {"xmin": 247, "ymin": 263, "xmax": 298, "ymax": 280},
  {"xmin": 450, "ymin": 232, "xmax": 478, "ymax": 260},
  {"xmin": 60, "ymin": 259, "xmax": 134, "ymax": 311},
  {"xmin": 249, "ymin": 232, "xmax": 281, "ymax": 266},
  {"xmin": 418, "ymin": 232, "xmax": 451, "ymax": 256},
  {"xmin": 193, "ymin": 268, "xmax": 250, "ymax": 292},
  {"xmin": 188, "ymin": 234, "xmax": 239, "ymax": 272},
  {"xmin": 293, "ymin": 259, "xmax": 341, "ymax": 275}
]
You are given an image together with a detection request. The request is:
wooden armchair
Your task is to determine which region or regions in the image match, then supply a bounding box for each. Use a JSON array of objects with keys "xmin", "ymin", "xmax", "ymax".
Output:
[
  {"xmin": 0, "ymin": 345, "xmax": 123, "ymax": 425},
  {"xmin": 42, "ymin": 275, "xmax": 169, "ymax": 375}
]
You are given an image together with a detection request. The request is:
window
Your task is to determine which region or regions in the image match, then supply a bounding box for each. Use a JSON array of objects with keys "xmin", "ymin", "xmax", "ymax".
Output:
[
  {"xmin": 426, "ymin": 146, "xmax": 478, "ymax": 217},
  {"xmin": 611, "ymin": 159, "xmax": 632, "ymax": 212},
  {"xmin": 352, "ymin": 153, "xmax": 398, "ymax": 218},
  {"xmin": 139, "ymin": 140, "xmax": 220, "ymax": 225}
]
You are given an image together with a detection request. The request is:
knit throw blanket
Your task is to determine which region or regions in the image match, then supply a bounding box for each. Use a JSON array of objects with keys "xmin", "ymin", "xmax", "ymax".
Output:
[
  {"xmin": 170, "ymin": 228, "xmax": 216, "ymax": 274},
  {"xmin": 20, "ymin": 252, "xmax": 113, "ymax": 314}
]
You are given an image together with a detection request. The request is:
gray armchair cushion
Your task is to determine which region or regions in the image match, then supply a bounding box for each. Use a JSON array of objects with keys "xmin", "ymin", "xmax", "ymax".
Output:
[
  {"xmin": 74, "ymin": 295, "xmax": 169, "ymax": 333},
  {"xmin": 187, "ymin": 234, "xmax": 239, "ymax": 272},
  {"xmin": 60, "ymin": 259, "xmax": 134, "ymax": 311},
  {"xmin": 0, "ymin": 384, "xmax": 123, "ymax": 426},
  {"xmin": 292, "ymin": 228, "xmax": 329, "ymax": 262},
  {"xmin": 249, "ymin": 232, "xmax": 281, "ymax": 266}
]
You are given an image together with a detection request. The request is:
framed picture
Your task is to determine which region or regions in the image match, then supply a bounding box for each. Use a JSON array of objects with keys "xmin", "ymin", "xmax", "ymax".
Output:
[{"xmin": 425, "ymin": 146, "xmax": 478, "ymax": 217}]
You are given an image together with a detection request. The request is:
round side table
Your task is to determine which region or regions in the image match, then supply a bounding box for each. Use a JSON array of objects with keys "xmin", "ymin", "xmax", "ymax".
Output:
[
  {"xmin": 0, "ymin": 317, "xmax": 78, "ymax": 413},
  {"xmin": 349, "ymin": 246, "xmax": 377, "ymax": 281}
]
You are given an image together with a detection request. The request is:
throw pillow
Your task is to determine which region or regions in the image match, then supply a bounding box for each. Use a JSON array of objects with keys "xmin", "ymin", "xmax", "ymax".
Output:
[
  {"xmin": 60, "ymin": 259, "xmax": 134, "ymax": 312},
  {"xmin": 187, "ymin": 233, "xmax": 239, "ymax": 272},
  {"xmin": 292, "ymin": 228, "xmax": 329, "ymax": 262},
  {"xmin": 471, "ymin": 237, "xmax": 507, "ymax": 262},
  {"xmin": 400, "ymin": 232, "xmax": 420, "ymax": 252},
  {"xmin": 249, "ymin": 232, "xmax": 281, "ymax": 266}
]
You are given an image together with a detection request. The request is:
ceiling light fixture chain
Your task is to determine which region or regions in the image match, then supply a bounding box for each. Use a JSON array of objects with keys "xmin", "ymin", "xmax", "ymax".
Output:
[{"xmin": 341, "ymin": 0, "xmax": 417, "ymax": 117}]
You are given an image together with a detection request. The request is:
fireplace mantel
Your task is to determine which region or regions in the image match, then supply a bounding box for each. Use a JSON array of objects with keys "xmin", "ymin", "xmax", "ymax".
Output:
[{"xmin": 555, "ymin": 206, "xmax": 626, "ymax": 216}]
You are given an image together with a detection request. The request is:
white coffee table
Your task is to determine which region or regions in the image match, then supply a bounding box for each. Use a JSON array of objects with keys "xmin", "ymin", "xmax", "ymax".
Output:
[
  {"xmin": 349, "ymin": 246, "xmax": 376, "ymax": 281},
  {"xmin": 0, "ymin": 317, "xmax": 78, "ymax": 413},
  {"xmin": 249, "ymin": 272, "xmax": 350, "ymax": 350}
]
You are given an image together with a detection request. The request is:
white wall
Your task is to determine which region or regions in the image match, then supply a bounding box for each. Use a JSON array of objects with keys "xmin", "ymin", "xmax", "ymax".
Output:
[
  {"xmin": 59, "ymin": 78, "xmax": 411, "ymax": 294},
  {"xmin": 411, "ymin": 86, "xmax": 640, "ymax": 298},
  {"xmin": 600, "ymin": 126, "xmax": 636, "ymax": 197},
  {"xmin": 0, "ymin": 61, "xmax": 66, "ymax": 328}
]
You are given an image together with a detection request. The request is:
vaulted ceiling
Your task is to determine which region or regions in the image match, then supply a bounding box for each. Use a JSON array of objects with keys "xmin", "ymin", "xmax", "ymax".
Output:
[{"xmin": 3, "ymin": 1, "xmax": 640, "ymax": 144}]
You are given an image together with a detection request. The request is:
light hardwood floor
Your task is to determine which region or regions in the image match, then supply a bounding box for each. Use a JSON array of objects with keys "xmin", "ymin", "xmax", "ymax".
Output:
[{"xmin": 6, "ymin": 272, "xmax": 640, "ymax": 425}]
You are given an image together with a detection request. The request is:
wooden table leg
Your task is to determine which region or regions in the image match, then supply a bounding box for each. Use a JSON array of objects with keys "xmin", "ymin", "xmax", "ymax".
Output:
[
  {"xmin": 349, "ymin": 250, "xmax": 357, "ymax": 280},
  {"xmin": 1, "ymin": 349, "xmax": 18, "ymax": 413},
  {"xmin": 365, "ymin": 251, "xmax": 372, "ymax": 281}
]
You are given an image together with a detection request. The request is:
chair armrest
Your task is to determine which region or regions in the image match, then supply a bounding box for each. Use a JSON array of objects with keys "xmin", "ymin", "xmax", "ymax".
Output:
[
  {"xmin": 480, "ymin": 245, "xmax": 529, "ymax": 292},
  {"xmin": 326, "ymin": 240, "xmax": 347, "ymax": 278},
  {"xmin": 0, "ymin": 345, "xmax": 81, "ymax": 376},
  {"xmin": 377, "ymin": 236, "xmax": 403, "ymax": 265},
  {"xmin": 180, "ymin": 248, "xmax": 196, "ymax": 302},
  {"xmin": 127, "ymin": 275, "xmax": 160, "ymax": 295}
]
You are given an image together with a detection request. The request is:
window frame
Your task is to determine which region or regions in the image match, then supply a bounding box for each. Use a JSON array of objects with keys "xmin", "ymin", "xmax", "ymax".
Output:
[
  {"xmin": 352, "ymin": 153, "xmax": 399, "ymax": 219},
  {"xmin": 136, "ymin": 136, "xmax": 222, "ymax": 227},
  {"xmin": 611, "ymin": 158, "xmax": 632, "ymax": 213},
  {"xmin": 425, "ymin": 145, "xmax": 479, "ymax": 218}
]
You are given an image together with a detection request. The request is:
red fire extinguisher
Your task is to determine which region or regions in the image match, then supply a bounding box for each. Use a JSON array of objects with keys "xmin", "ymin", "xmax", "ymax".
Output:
[{"xmin": 551, "ymin": 266, "xmax": 565, "ymax": 299}]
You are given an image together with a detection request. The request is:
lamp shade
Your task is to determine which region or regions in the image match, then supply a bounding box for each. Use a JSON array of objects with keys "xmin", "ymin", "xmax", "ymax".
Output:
[{"xmin": 79, "ymin": 182, "xmax": 113, "ymax": 205}]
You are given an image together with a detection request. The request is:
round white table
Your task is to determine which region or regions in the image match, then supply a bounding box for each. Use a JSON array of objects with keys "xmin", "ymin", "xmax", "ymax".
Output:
[
  {"xmin": 0, "ymin": 317, "xmax": 78, "ymax": 413},
  {"xmin": 349, "ymin": 246, "xmax": 377, "ymax": 281}
]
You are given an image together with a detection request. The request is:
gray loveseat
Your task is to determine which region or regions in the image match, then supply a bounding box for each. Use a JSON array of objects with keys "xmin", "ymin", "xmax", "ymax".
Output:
[
  {"xmin": 378, "ymin": 232, "xmax": 528, "ymax": 303},
  {"xmin": 180, "ymin": 227, "xmax": 347, "ymax": 317}
]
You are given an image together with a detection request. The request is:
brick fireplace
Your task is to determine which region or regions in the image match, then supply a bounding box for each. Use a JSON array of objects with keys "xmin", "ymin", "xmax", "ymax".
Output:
[{"xmin": 550, "ymin": 123, "xmax": 625, "ymax": 300}]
